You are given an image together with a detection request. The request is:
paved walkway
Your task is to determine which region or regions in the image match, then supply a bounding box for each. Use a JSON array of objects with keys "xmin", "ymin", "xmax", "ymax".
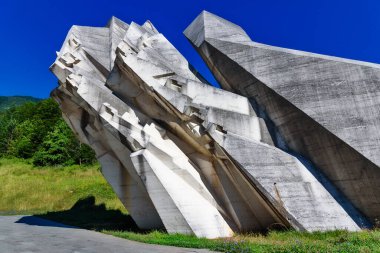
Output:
[{"xmin": 0, "ymin": 216, "xmax": 217, "ymax": 253}]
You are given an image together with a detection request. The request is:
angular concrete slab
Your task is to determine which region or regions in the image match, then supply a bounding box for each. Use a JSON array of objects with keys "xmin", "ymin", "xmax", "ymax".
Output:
[
  {"xmin": 50, "ymin": 14, "xmax": 374, "ymax": 238},
  {"xmin": 185, "ymin": 10, "xmax": 379, "ymax": 226}
]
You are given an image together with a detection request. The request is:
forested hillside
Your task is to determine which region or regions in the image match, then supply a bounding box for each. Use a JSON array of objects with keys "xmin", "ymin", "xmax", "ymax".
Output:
[
  {"xmin": 0, "ymin": 96, "xmax": 41, "ymax": 111},
  {"xmin": 0, "ymin": 98, "xmax": 95, "ymax": 166}
]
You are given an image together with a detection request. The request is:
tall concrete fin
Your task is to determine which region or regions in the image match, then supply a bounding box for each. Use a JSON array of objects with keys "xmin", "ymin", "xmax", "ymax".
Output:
[
  {"xmin": 184, "ymin": 11, "xmax": 251, "ymax": 47},
  {"xmin": 185, "ymin": 10, "xmax": 379, "ymax": 226},
  {"xmin": 108, "ymin": 16, "xmax": 130, "ymax": 69}
]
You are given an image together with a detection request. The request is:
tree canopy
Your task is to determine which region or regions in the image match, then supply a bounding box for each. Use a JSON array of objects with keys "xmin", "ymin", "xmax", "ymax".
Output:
[{"xmin": 0, "ymin": 98, "xmax": 96, "ymax": 166}]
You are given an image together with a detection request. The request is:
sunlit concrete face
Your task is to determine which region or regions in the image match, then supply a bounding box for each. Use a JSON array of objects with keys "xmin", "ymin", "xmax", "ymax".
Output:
[
  {"xmin": 50, "ymin": 15, "xmax": 371, "ymax": 238},
  {"xmin": 185, "ymin": 11, "xmax": 380, "ymax": 228}
]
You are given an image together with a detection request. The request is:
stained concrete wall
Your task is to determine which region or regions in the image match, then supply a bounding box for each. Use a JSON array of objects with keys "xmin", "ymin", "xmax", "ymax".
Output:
[
  {"xmin": 184, "ymin": 10, "xmax": 379, "ymax": 226},
  {"xmin": 49, "ymin": 14, "xmax": 370, "ymax": 238}
]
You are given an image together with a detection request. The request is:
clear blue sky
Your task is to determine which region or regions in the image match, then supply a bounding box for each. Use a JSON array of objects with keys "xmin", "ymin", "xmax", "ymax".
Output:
[{"xmin": 1, "ymin": 0, "xmax": 380, "ymax": 98}]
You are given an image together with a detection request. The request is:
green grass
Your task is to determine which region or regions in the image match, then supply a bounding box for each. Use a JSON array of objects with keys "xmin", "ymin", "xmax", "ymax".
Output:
[
  {"xmin": 104, "ymin": 230, "xmax": 380, "ymax": 253},
  {"xmin": 0, "ymin": 158, "xmax": 125, "ymax": 214},
  {"xmin": 1, "ymin": 158, "xmax": 380, "ymax": 253}
]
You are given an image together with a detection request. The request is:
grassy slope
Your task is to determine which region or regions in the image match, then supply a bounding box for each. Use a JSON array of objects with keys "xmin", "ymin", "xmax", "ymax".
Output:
[
  {"xmin": 0, "ymin": 96, "xmax": 41, "ymax": 111},
  {"xmin": 0, "ymin": 158, "xmax": 124, "ymax": 214},
  {"xmin": 1, "ymin": 158, "xmax": 379, "ymax": 253}
]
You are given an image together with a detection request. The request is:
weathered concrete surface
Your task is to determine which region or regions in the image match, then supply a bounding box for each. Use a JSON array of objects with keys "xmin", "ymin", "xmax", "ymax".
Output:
[
  {"xmin": 184, "ymin": 11, "xmax": 380, "ymax": 226},
  {"xmin": 50, "ymin": 17, "xmax": 233, "ymax": 238},
  {"xmin": 110, "ymin": 20, "xmax": 360, "ymax": 232},
  {"xmin": 50, "ymin": 15, "xmax": 368, "ymax": 238},
  {"xmin": 51, "ymin": 18, "xmax": 272, "ymax": 236},
  {"xmin": 0, "ymin": 215, "xmax": 215, "ymax": 253}
]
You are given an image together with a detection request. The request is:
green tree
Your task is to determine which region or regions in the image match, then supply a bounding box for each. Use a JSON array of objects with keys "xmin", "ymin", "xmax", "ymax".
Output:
[
  {"xmin": 0, "ymin": 97, "xmax": 95, "ymax": 166},
  {"xmin": 8, "ymin": 119, "xmax": 41, "ymax": 158},
  {"xmin": 75, "ymin": 143, "xmax": 97, "ymax": 166},
  {"xmin": 33, "ymin": 119, "xmax": 75, "ymax": 166},
  {"xmin": 0, "ymin": 114, "xmax": 17, "ymax": 155},
  {"xmin": 33, "ymin": 119, "xmax": 95, "ymax": 166}
]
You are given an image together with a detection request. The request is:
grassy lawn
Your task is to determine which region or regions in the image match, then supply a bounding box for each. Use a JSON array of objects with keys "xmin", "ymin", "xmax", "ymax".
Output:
[
  {"xmin": 1, "ymin": 158, "xmax": 379, "ymax": 253},
  {"xmin": 0, "ymin": 158, "xmax": 125, "ymax": 214},
  {"xmin": 105, "ymin": 230, "xmax": 380, "ymax": 253}
]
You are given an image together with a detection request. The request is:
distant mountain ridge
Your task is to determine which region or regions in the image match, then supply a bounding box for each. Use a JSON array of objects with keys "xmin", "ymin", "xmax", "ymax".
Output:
[{"xmin": 0, "ymin": 96, "xmax": 42, "ymax": 111}]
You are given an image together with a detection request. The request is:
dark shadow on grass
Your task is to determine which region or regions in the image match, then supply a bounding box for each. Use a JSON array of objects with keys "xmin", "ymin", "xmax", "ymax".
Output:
[{"xmin": 35, "ymin": 196, "xmax": 140, "ymax": 232}]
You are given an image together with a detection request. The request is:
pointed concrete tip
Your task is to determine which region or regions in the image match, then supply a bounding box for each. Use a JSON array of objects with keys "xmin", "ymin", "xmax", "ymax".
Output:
[
  {"xmin": 106, "ymin": 16, "xmax": 129, "ymax": 30},
  {"xmin": 184, "ymin": 10, "xmax": 251, "ymax": 47},
  {"xmin": 183, "ymin": 11, "xmax": 206, "ymax": 47},
  {"xmin": 106, "ymin": 16, "xmax": 118, "ymax": 27},
  {"xmin": 143, "ymin": 20, "xmax": 159, "ymax": 34}
]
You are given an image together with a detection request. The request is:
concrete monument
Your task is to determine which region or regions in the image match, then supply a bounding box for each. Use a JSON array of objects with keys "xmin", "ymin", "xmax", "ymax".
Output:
[
  {"xmin": 184, "ymin": 11, "xmax": 380, "ymax": 228},
  {"xmin": 50, "ymin": 13, "xmax": 378, "ymax": 238}
]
